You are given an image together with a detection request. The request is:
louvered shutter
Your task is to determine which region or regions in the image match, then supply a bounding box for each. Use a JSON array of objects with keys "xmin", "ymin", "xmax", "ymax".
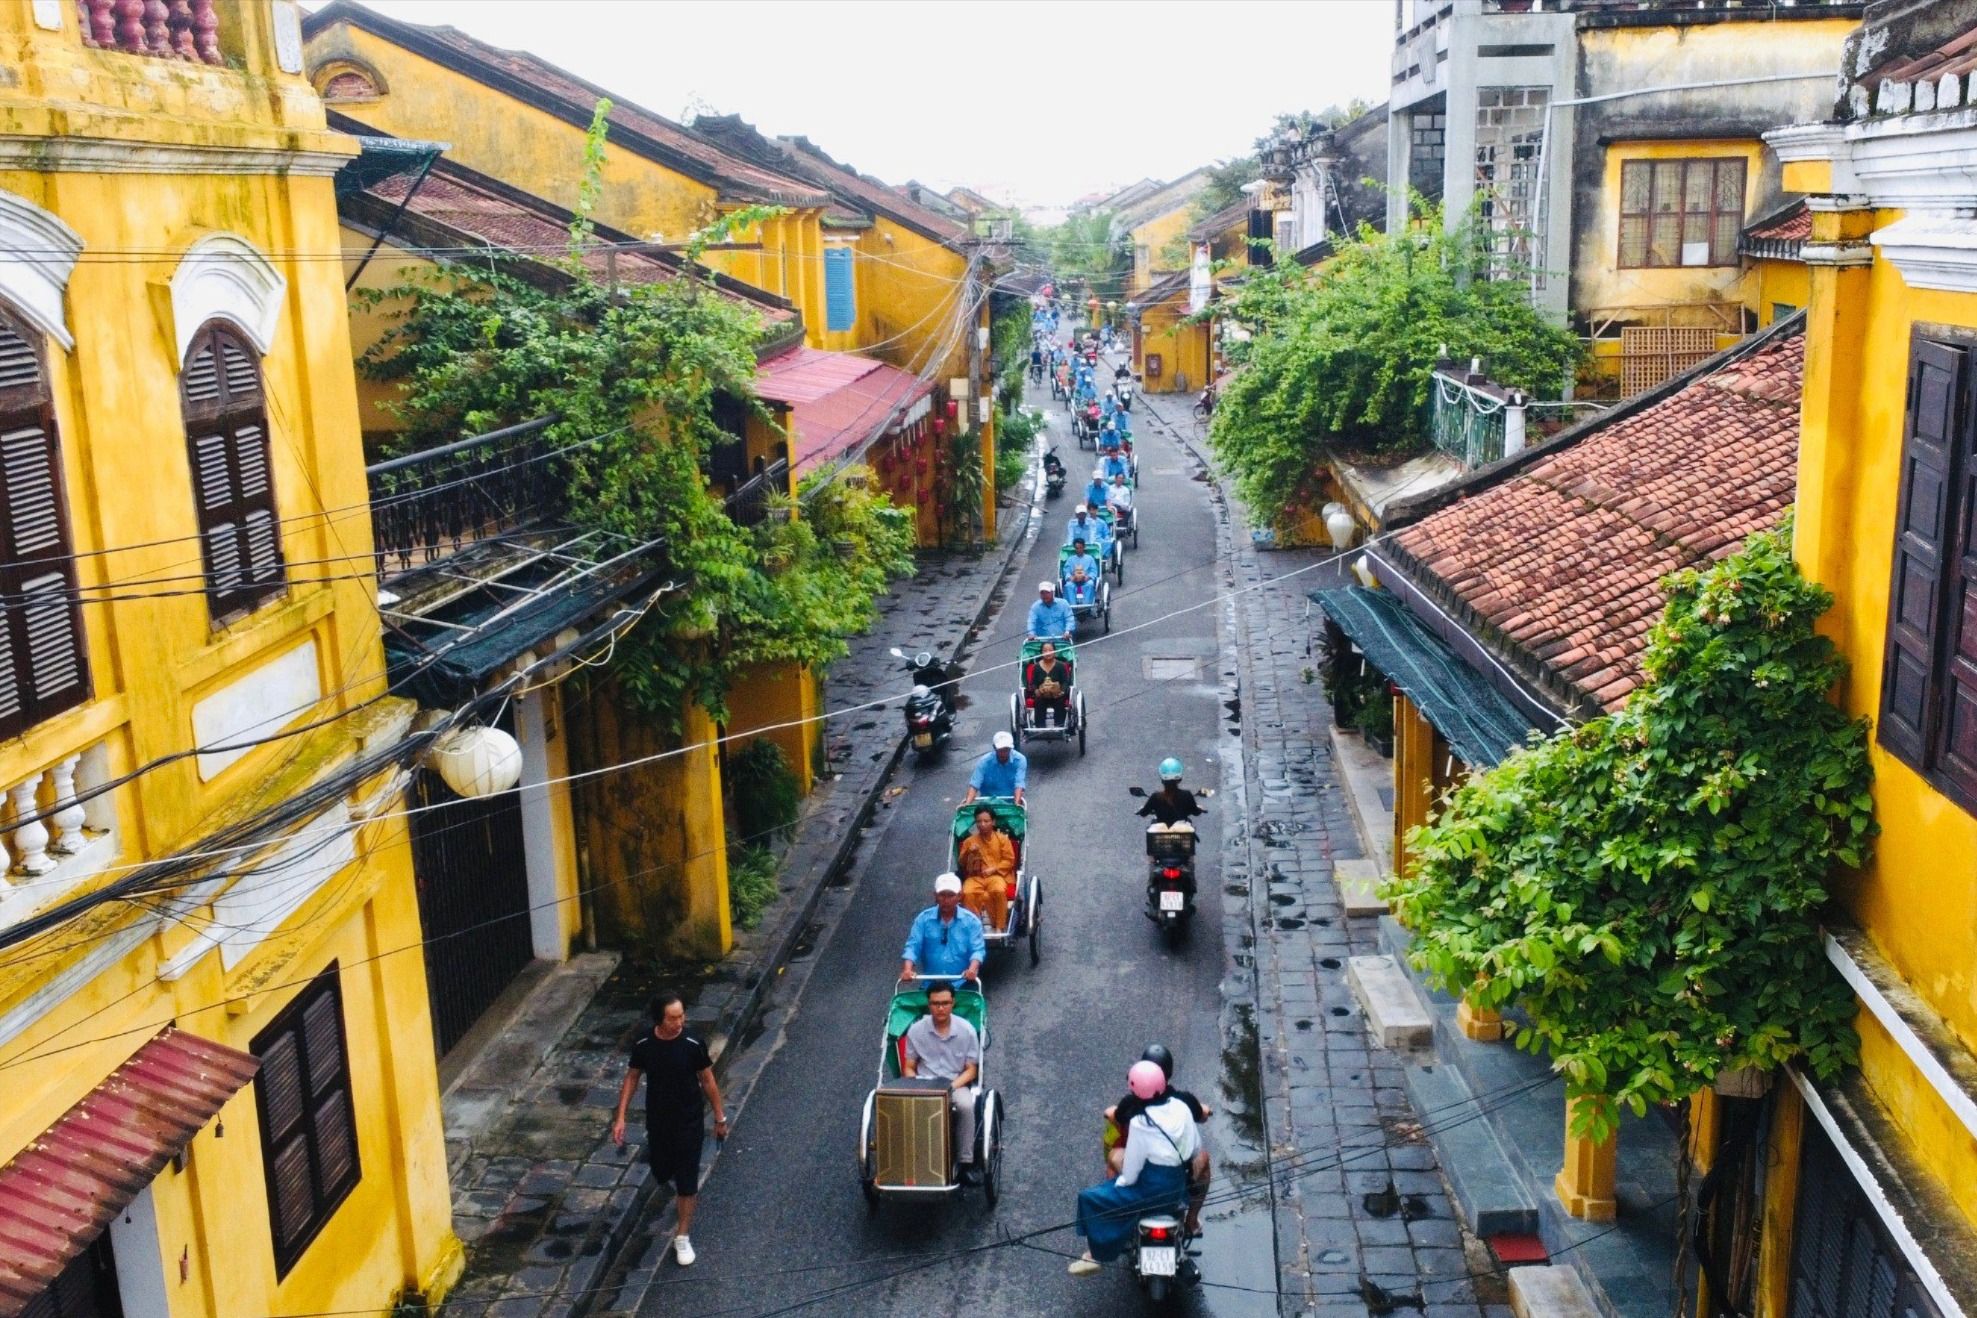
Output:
[
  {"xmin": 0, "ymin": 313, "xmax": 87, "ymax": 741},
  {"xmin": 181, "ymin": 323, "xmax": 284, "ymax": 620},
  {"xmin": 1935, "ymin": 349, "xmax": 1977, "ymax": 802},
  {"xmin": 824, "ymin": 247, "xmax": 856, "ymax": 332},
  {"xmin": 1881, "ymin": 341, "xmax": 1963, "ymax": 767},
  {"xmin": 253, "ymin": 966, "xmax": 360, "ymax": 1275}
]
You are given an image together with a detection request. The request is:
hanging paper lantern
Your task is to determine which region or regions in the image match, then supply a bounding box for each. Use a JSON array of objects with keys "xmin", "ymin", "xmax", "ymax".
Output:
[{"xmin": 431, "ymin": 725, "xmax": 523, "ymax": 798}]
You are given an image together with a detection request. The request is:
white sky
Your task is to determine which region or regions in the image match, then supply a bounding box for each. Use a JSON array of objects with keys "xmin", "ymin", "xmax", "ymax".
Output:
[{"xmin": 338, "ymin": 0, "xmax": 1396, "ymax": 210}]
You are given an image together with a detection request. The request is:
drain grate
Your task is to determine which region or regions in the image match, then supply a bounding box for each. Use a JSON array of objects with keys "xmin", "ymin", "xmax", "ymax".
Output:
[{"xmin": 1142, "ymin": 656, "xmax": 1200, "ymax": 681}]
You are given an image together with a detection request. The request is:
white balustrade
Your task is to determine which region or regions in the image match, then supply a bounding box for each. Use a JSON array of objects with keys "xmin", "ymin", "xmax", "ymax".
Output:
[{"xmin": 1, "ymin": 739, "xmax": 116, "ymax": 887}]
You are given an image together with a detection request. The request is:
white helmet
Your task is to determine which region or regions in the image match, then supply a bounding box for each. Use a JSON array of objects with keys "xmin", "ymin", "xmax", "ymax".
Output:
[
  {"xmin": 992, "ymin": 730, "xmax": 1015, "ymax": 750},
  {"xmin": 911, "ymin": 684, "xmax": 931, "ymax": 699}
]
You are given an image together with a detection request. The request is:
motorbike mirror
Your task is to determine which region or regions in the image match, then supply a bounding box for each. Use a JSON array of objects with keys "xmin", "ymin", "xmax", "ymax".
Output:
[
  {"xmin": 889, "ymin": 647, "xmax": 906, "ymax": 659},
  {"xmin": 1127, "ymin": 786, "xmax": 1148, "ymax": 797},
  {"xmin": 1198, "ymin": 788, "xmax": 1216, "ymax": 799}
]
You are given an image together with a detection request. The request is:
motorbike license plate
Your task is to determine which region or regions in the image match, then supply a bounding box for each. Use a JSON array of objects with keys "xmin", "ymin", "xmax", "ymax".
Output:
[
  {"xmin": 1138, "ymin": 1245, "xmax": 1178, "ymax": 1277},
  {"xmin": 1158, "ymin": 890, "xmax": 1186, "ymax": 912},
  {"xmin": 913, "ymin": 733, "xmax": 933, "ymax": 749}
]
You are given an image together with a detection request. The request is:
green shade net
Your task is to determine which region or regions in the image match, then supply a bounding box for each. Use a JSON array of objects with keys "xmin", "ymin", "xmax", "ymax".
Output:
[
  {"xmin": 1311, "ymin": 585, "xmax": 1539, "ymax": 768},
  {"xmin": 883, "ymin": 988, "xmax": 988, "ymax": 1079}
]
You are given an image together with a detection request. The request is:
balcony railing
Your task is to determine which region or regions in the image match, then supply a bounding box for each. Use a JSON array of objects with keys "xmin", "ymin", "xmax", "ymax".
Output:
[
  {"xmin": 367, "ymin": 419, "xmax": 567, "ymax": 583},
  {"xmin": 726, "ymin": 458, "xmax": 790, "ymax": 528},
  {"xmin": 75, "ymin": 0, "xmax": 223, "ymax": 64},
  {"xmin": 0, "ymin": 737, "xmax": 120, "ymax": 928}
]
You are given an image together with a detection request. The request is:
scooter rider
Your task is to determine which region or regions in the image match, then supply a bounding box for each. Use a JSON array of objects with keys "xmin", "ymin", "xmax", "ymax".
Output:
[
  {"xmin": 1105, "ymin": 1043, "xmax": 1213, "ymax": 1234},
  {"xmin": 1027, "ymin": 579, "xmax": 1076, "ymax": 640},
  {"xmin": 1137, "ymin": 758, "xmax": 1206, "ymax": 825}
]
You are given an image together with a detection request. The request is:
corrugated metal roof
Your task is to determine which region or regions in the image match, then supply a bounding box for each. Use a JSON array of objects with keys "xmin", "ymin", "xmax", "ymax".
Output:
[
  {"xmin": 755, "ymin": 347, "xmax": 933, "ymax": 473},
  {"xmin": 0, "ymin": 1027, "xmax": 259, "ymax": 1315}
]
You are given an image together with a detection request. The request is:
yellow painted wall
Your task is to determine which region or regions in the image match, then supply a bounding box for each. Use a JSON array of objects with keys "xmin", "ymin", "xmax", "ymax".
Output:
[
  {"xmin": 851, "ymin": 223, "xmax": 973, "ymax": 382},
  {"xmin": 1776, "ymin": 194, "xmax": 1977, "ymax": 1303},
  {"xmin": 0, "ymin": 9, "xmax": 456, "ymax": 1313},
  {"xmin": 1579, "ymin": 139, "xmax": 1765, "ymax": 326},
  {"xmin": 726, "ymin": 663, "xmax": 818, "ymax": 797},
  {"xmin": 1134, "ymin": 297, "xmax": 1211, "ymax": 395},
  {"xmin": 1749, "ymin": 255, "xmax": 1810, "ymax": 327},
  {"xmin": 1130, "ymin": 205, "xmax": 1196, "ymax": 293},
  {"xmin": 303, "ymin": 22, "xmax": 831, "ymax": 343}
]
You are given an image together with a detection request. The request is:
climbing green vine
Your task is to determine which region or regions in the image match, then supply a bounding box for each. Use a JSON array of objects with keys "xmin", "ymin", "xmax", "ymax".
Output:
[
  {"xmin": 1384, "ymin": 523, "xmax": 1875, "ymax": 1141},
  {"xmin": 357, "ymin": 102, "xmax": 915, "ymax": 730}
]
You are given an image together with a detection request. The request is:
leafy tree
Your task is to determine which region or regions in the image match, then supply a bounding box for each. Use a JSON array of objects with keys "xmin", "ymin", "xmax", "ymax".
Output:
[
  {"xmin": 1041, "ymin": 209, "xmax": 1130, "ymax": 303},
  {"xmin": 359, "ymin": 104, "xmax": 915, "ymax": 730},
  {"xmin": 1385, "ymin": 523, "xmax": 1875, "ymax": 1142},
  {"xmin": 1206, "ymin": 198, "xmax": 1581, "ymax": 525}
]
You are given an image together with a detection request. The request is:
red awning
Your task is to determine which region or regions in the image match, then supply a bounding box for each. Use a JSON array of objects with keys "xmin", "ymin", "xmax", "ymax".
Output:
[
  {"xmin": 755, "ymin": 347, "xmax": 934, "ymax": 474},
  {"xmin": 0, "ymin": 1027, "xmax": 260, "ymax": 1315}
]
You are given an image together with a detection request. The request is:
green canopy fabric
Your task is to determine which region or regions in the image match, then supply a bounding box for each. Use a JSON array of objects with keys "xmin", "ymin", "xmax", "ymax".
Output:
[
  {"xmin": 1311, "ymin": 585, "xmax": 1538, "ymax": 768},
  {"xmin": 951, "ymin": 800, "xmax": 1027, "ymax": 842},
  {"xmin": 883, "ymin": 988, "xmax": 988, "ymax": 1078}
]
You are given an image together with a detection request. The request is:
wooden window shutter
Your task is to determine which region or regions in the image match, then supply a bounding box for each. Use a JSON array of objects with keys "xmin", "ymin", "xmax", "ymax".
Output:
[
  {"xmin": 1938, "ymin": 350, "xmax": 1977, "ymax": 801},
  {"xmin": 1881, "ymin": 340, "xmax": 1965, "ymax": 768},
  {"xmin": 180, "ymin": 322, "xmax": 284, "ymax": 621},
  {"xmin": 252, "ymin": 965, "xmax": 360, "ymax": 1276},
  {"xmin": 0, "ymin": 310, "xmax": 88, "ymax": 741},
  {"xmin": 824, "ymin": 248, "xmax": 856, "ymax": 333}
]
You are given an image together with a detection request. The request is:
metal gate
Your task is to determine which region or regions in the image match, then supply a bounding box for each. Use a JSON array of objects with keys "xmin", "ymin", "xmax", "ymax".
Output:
[
  {"xmin": 409, "ymin": 765, "xmax": 532, "ymax": 1057},
  {"xmin": 1788, "ymin": 1113, "xmax": 1943, "ymax": 1318}
]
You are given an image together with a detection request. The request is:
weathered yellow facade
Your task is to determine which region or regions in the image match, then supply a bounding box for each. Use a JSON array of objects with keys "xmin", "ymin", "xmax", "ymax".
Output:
[
  {"xmin": 0, "ymin": 3, "xmax": 457, "ymax": 1313},
  {"xmin": 1132, "ymin": 278, "xmax": 1212, "ymax": 396},
  {"xmin": 1746, "ymin": 24, "xmax": 1977, "ymax": 1308}
]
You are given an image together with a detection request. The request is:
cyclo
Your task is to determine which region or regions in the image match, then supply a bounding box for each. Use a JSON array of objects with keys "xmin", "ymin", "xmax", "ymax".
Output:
[
  {"xmin": 947, "ymin": 798, "xmax": 1042, "ymax": 967},
  {"xmin": 1011, "ymin": 636, "xmax": 1087, "ymax": 754},
  {"xmin": 1058, "ymin": 543, "xmax": 1111, "ymax": 633},
  {"xmin": 858, "ymin": 977, "xmax": 1005, "ymax": 1207},
  {"xmin": 1091, "ymin": 507, "xmax": 1126, "ymax": 583}
]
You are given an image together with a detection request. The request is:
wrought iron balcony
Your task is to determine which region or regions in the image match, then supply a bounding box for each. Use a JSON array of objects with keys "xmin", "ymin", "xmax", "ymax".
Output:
[
  {"xmin": 367, "ymin": 419, "xmax": 566, "ymax": 583},
  {"xmin": 726, "ymin": 458, "xmax": 790, "ymax": 528},
  {"xmin": 76, "ymin": 0, "xmax": 224, "ymax": 64}
]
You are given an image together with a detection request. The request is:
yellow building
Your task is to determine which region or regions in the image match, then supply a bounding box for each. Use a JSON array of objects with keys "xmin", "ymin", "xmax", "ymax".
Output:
[
  {"xmin": 301, "ymin": 0, "xmax": 838, "ymax": 342},
  {"xmin": 1130, "ymin": 271, "xmax": 1213, "ymax": 397},
  {"xmin": 1746, "ymin": 7, "xmax": 1977, "ymax": 1311},
  {"xmin": 1119, "ymin": 169, "xmax": 1212, "ymax": 294},
  {"xmin": 1739, "ymin": 199, "xmax": 1814, "ymax": 328},
  {"xmin": 0, "ymin": 3, "xmax": 457, "ymax": 1315}
]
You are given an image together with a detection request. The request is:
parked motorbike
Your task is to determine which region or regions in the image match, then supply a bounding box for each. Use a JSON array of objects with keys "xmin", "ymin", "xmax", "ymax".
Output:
[
  {"xmin": 891, "ymin": 646, "xmax": 957, "ymax": 756},
  {"xmin": 1043, "ymin": 447, "xmax": 1067, "ymax": 498}
]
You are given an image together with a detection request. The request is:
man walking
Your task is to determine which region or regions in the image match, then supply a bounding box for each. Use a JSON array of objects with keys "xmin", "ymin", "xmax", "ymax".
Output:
[{"xmin": 612, "ymin": 991, "xmax": 728, "ymax": 1266}]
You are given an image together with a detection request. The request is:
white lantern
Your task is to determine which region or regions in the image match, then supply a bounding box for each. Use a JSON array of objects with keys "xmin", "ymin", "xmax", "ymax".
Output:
[
  {"xmin": 1325, "ymin": 508, "xmax": 1358, "ymax": 551},
  {"xmin": 431, "ymin": 725, "xmax": 523, "ymax": 798}
]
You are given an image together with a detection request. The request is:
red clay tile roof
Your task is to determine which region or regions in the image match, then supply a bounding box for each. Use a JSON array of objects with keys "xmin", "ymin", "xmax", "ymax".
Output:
[
  {"xmin": 1384, "ymin": 323, "xmax": 1804, "ymax": 713},
  {"xmin": 755, "ymin": 347, "xmax": 933, "ymax": 473},
  {"xmin": 1745, "ymin": 200, "xmax": 1811, "ymax": 243},
  {"xmin": 306, "ymin": 2, "xmax": 830, "ymax": 209}
]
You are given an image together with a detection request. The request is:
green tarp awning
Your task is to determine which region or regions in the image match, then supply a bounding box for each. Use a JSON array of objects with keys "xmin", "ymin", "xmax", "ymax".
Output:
[{"xmin": 1311, "ymin": 585, "xmax": 1538, "ymax": 768}]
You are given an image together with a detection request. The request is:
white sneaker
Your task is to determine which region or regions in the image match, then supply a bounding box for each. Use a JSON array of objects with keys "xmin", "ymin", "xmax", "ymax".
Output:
[{"xmin": 672, "ymin": 1235, "xmax": 696, "ymax": 1266}]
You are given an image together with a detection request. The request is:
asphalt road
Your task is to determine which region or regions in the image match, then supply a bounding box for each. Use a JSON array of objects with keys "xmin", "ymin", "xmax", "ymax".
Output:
[{"xmin": 635, "ymin": 362, "xmax": 1276, "ymax": 1317}]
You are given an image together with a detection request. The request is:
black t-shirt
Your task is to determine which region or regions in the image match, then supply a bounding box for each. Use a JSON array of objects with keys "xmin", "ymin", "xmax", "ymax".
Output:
[
  {"xmin": 1116, "ymin": 1086, "xmax": 1208, "ymax": 1132},
  {"xmin": 629, "ymin": 1030, "xmax": 713, "ymax": 1130},
  {"xmin": 1137, "ymin": 789, "xmax": 1203, "ymax": 824}
]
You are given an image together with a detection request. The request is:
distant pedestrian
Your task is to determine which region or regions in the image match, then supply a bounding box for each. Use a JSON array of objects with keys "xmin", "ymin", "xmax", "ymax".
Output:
[{"xmin": 612, "ymin": 991, "xmax": 727, "ymax": 1267}]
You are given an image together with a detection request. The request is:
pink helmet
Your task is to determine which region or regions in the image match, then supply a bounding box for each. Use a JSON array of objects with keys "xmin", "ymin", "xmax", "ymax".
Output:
[{"xmin": 1127, "ymin": 1060, "xmax": 1166, "ymax": 1100}]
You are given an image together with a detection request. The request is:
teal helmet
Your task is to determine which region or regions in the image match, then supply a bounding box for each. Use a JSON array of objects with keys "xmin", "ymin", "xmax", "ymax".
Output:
[{"xmin": 1158, "ymin": 757, "xmax": 1183, "ymax": 782}]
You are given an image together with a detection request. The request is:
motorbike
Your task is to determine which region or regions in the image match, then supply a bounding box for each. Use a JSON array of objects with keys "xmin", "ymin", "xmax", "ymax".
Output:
[
  {"xmin": 1114, "ymin": 375, "xmax": 1136, "ymax": 412},
  {"xmin": 891, "ymin": 646, "xmax": 957, "ymax": 757},
  {"xmin": 1131, "ymin": 1211, "xmax": 1200, "ymax": 1302},
  {"xmin": 1042, "ymin": 447, "xmax": 1067, "ymax": 498},
  {"xmin": 1128, "ymin": 786, "xmax": 1210, "ymax": 944},
  {"xmin": 1193, "ymin": 384, "xmax": 1216, "ymax": 420}
]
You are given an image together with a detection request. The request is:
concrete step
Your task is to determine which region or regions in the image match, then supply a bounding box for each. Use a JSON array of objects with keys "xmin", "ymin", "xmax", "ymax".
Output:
[
  {"xmin": 1347, "ymin": 953, "xmax": 1432, "ymax": 1048},
  {"xmin": 1334, "ymin": 856, "xmax": 1389, "ymax": 917},
  {"xmin": 1329, "ymin": 726, "xmax": 1394, "ymax": 876},
  {"xmin": 1510, "ymin": 1265, "xmax": 1602, "ymax": 1318},
  {"xmin": 1402, "ymin": 1053, "xmax": 1540, "ymax": 1237}
]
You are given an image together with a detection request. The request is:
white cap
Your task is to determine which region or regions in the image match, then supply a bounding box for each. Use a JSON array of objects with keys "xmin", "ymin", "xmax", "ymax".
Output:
[
  {"xmin": 1038, "ymin": 579, "xmax": 1056, "ymax": 594},
  {"xmin": 934, "ymin": 872, "xmax": 962, "ymax": 894},
  {"xmin": 1075, "ymin": 503, "xmax": 1088, "ymax": 514},
  {"xmin": 992, "ymin": 730, "xmax": 1015, "ymax": 749}
]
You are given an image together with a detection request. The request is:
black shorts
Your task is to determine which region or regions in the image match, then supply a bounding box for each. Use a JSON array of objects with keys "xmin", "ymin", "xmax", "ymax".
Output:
[{"xmin": 647, "ymin": 1124, "xmax": 704, "ymax": 1197}]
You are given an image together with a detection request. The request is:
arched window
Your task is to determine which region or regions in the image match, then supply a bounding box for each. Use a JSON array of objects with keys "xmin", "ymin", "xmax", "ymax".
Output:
[
  {"xmin": 0, "ymin": 306, "xmax": 88, "ymax": 737},
  {"xmin": 181, "ymin": 321, "xmax": 284, "ymax": 620}
]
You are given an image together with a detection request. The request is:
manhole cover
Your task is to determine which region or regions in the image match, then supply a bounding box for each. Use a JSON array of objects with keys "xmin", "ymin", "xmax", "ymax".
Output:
[{"xmin": 1142, "ymin": 656, "xmax": 1200, "ymax": 681}]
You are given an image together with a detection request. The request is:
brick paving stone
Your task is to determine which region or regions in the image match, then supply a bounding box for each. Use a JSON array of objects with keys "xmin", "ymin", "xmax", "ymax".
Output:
[{"xmin": 1143, "ymin": 392, "xmax": 1489, "ymax": 1318}]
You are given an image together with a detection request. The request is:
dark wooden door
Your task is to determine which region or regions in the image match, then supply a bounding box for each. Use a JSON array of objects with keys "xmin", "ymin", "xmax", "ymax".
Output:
[
  {"xmin": 409, "ymin": 763, "xmax": 533, "ymax": 1057},
  {"xmin": 1788, "ymin": 1116, "xmax": 1942, "ymax": 1318}
]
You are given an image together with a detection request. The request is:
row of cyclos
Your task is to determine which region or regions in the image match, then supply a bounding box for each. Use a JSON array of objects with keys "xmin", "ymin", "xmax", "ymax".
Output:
[{"xmin": 854, "ymin": 306, "xmax": 1212, "ymax": 1302}]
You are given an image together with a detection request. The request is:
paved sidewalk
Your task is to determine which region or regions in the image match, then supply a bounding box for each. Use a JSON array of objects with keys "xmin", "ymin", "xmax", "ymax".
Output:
[
  {"xmin": 1136, "ymin": 390, "xmax": 1509, "ymax": 1318},
  {"xmin": 438, "ymin": 474, "xmax": 1041, "ymax": 1318}
]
